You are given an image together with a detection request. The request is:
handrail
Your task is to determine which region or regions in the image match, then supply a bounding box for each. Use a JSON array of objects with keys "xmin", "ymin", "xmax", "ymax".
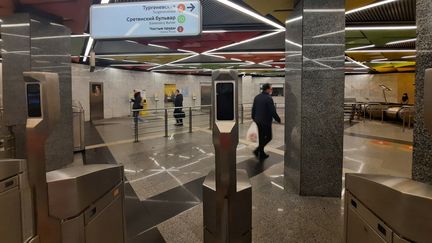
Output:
[
  {"xmin": 131, "ymin": 104, "xmax": 211, "ymax": 113},
  {"xmin": 131, "ymin": 103, "xmax": 286, "ymax": 142}
]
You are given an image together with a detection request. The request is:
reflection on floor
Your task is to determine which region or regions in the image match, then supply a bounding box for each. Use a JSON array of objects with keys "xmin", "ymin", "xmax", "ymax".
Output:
[{"xmin": 80, "ymin": 118, "xmax": 412, "ymax": 243}]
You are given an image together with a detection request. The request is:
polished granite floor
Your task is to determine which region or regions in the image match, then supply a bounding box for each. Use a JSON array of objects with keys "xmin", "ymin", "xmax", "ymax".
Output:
[{"xmin": 80, "ymin": 117, "xmax": 413, "ymax": 243}]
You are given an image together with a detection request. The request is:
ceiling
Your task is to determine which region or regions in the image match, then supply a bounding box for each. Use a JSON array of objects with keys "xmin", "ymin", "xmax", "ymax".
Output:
[{"xmin": 1, "ymin": 0, "xmax": 417, "ymax": 76}]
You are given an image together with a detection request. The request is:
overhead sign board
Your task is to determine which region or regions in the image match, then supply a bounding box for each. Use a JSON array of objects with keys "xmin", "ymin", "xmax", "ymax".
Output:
[{"xmin": 90, "ymin": 1, "xmax": 202, "ymax": 39}]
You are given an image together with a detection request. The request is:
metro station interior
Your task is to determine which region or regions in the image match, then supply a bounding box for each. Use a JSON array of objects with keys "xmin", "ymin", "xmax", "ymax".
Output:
[{"xmin": 0, "ymin": 0, "xmax": 431, "ymax": 242}]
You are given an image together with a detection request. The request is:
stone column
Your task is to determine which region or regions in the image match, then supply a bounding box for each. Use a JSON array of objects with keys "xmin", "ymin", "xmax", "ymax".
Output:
[
  {"xmin": 284, "ymin": 0, "xmax": 345, "ymax": 197},
  {"xmin": 1, "ymin": 13, "xmax": 73, "ymax": 171},
  {"xmin": 413, "ymin": 0, "xmax": 432, "ymax": 184}
]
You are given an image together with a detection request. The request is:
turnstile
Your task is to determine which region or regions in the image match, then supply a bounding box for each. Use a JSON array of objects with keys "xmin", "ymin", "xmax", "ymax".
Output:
[
  {"xmin": 46, "ymin": 164, "xmax": 125, "ymax": 243},
  {"xmin": 203, "ymin": 70, "xmax": 252, "ymax": 243},
  {"xmin": 0, "ymin": 159, "xmax": 33, "ymax": 243},
  {"xmin": 345, "ymin": 173, "xmax": 432, "ymax": 243},
  {"xmin": 23, "ymin": 72, "xmax": 126, "ymax": 243}
]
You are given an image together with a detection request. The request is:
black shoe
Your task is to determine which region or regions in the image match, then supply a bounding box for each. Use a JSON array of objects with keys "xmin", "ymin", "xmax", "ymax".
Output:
[{"xmin": 259, "ymin": 153, "xmax": 269, "ymax": 161}]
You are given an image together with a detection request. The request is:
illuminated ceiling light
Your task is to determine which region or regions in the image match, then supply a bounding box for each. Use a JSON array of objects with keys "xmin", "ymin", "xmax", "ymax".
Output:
[
  {"xmin": 111, "ymin": 64, "xmax": 152, "ymax": 67},
  {"xmin": 97, "ymin": 53, "xmax": 192, "ymax": 57},
  {"xmin": 100, "ymin": 0, "xmax": 110, "ymax": 4},
  {"xmin": 346, "ymin": 0, "xmax": 397, "ymax": 15},
  {"xmin": 125, "ymin": 40, "xmax": 138, "ymax": 44},
  {"xmin": 402, "ymin": 55, "xmax": 416, "ymax": 59},
  {"xmin": 370, "ymin": 58, "xmax": 388, "ymax": 63},
  {"xmin": 170, "ymin": 62, "xmax": 244, "ymax": 66},
  {"xmin": 202, "ymin": 30, "xmax": 228, "ymax": 33},
  {"xmin": 370, "ymin": 60, "xmax": 414, "ymax": 64},
  {"xmin": 211, "ymin": 51, "xmax": 285, "ymax": 55},
  {"xmin": 385, "ymin": 38, "xmax": 417, "ymax": 45},
  {"xmin": 346, "ymin": 56, "xmax": 370, "ymax": 69},
  {"xmin": 347, "ymin": 44, "xmax": 375, "ymax": 51},
  {"xmin": 148, "ymin": 43, "xmax": 170, "ymax": 49},
  {"xmin": 285, "ymin": 39, "xmax": 302, "ymax": 48},
  {"xmin": 304, "ymin": 9, "xmax": 345, "ymax": 13},
  {"xmin": 83, "ymin": 37, "xmax": 94, "ymax": 62},
  {"xmin": 345, "ymin": 49, "xmax": 416, "ymax": 53},
  {"xmin": 177, "ymin": 49, "xmax": 197, "ymax": 54},
  {"xmin": 313, "ymin": 30, "xmax": 345, "ymax": 39},
  {"xmin": 1, "ymin": 23, "xmax": 30, "ymax": 28},
  {"xmin": 149, "ymin": 53, "xmax": 200, "ymax": 71},
  {"xmin": 346, "ymin": 26, "xmax": 416, "ymax": 30},
  {"xmin": 203, "ymin": 31, "xmax": 283, "ymax": 54},
  {"xmin": 261, "ymin": 60, "xmax": 274, "ymax": 64},
  {"xmin": 215, "ymin": 0, "xmax": 285, "ymax": 30},
  {"xmin": 285, "ymin": 16, "xmax": 302, "ymax": 24},
  {"xmin": 72, "ymin": 33, "xmax": 90, "ymax": 38},
  {"xmin": 231, "ymin": 58, "xmax": 242, "ymax": 61},
  {"xmin": 202, "ymin": 53, "xmax": 227, "ymax": 59}
]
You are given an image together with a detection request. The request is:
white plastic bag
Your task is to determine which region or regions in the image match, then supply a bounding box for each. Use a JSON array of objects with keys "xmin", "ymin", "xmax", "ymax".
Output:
[{"xmin": 246, "ymin": 122, "xmax": 258, "ymax": 143}]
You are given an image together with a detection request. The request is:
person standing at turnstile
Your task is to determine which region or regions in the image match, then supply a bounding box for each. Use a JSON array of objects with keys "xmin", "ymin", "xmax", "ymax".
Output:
[{"xmin": 252, "ymin": 83, "xmax": 281, "ymax": 161}]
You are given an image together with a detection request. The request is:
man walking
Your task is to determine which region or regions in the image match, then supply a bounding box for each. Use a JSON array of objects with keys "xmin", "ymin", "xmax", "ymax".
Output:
[
  {"xmin": 252, "ymin": 83, "xmax": 281, "ymax": 161},
  {"xmin": 174, "ymin": 89, "xmax": 184, "ymax": 126}
]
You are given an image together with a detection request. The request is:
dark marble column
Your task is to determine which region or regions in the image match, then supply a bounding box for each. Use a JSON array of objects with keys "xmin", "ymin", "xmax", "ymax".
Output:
[
  {"xmin": 284, "ymin": 0, "xmax": 345, "ymax": 197},
  {"xmin": 1, "ymin": 14, "xmax": 31, "ymax": 159},
  {"xmin": 1, "ymin": 13, "xmax": 73, "ymax": 171},
  {"xmin": 413, "ymin": 0, "xmax": 432, "ymax": 184}
]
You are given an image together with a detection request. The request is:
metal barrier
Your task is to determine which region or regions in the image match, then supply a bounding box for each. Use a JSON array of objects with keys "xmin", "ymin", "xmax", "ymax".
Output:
[
  {"xmin": 131, "ymin": 105, "xmax": 212, "ymax": 142},
  {"xmin": 401, "ymin": 106, "xmax": 415, "ymax": 132},
  {"xmin": 130, "ymin": 103, "xmax": 286, "ymax": 142},
  {"xmin": 239, "ymin": 103, "xmax": 285, "ymax": 125}
]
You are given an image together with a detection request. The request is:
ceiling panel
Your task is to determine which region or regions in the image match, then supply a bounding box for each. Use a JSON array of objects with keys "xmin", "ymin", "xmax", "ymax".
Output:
[
  {"xmin": 217, "ymin": 53, "xmax": 285, "ymax": 64},
  {"xmin": 244, "ymin": 0, "xmax": 293, "ymax": 22},
  {"xmin": 105, "ymin": 54, "xmax": 196, "ymax": 65},
  {"xmin": 220, "ymin": 31, "xmax": 284, "ymax": 52},
  {"xmin": 139, "ymin": 31, "xmax": 262, "ymax": 53},
  {"xmin": 94, "ymin": 40, "xmax": 183, "ymax": 55},
  {"xmin": 346, "ymin": 0, "xmax": 415, "ymax": 24}
]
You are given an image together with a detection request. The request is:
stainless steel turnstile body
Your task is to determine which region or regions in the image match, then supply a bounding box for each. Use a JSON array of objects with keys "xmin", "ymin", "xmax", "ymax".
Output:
[
  {"xmin": 23, "ymin": 72, "xmax": 126, "ymax": 243},
  {"xmin": 345, "ymin": 173, "xmax": 432, "ymax": 243},
  {"xmin": 46, "ymin": 164, "xmax": 125, "ymax": 243},
  {"xmin": 0, "ymin": 159, "xmax": 33, "ymax": 243},
  {"xmin": 203, "ymin": 170, "xmax": 252, "ymax": 243},
  {"xmin": 203, "ymin": 70, "xmax": 252, "ymax": 243}
]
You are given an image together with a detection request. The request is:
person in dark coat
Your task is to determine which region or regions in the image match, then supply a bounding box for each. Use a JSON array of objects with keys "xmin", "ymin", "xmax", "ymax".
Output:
[
  {"xmin": 131, "ymin": 90, "xmax": 143, "ymax": 122},
  {"xmin": 174, "ymin": 89, "xmax": 184, "ymax": 126},
  {"xmin": 252, "ymin": 83, "xmax": 281, "ymax": 161},
  {"xmin": 402, "ymin": 93, "xmax": 409, "ymax": 104}
]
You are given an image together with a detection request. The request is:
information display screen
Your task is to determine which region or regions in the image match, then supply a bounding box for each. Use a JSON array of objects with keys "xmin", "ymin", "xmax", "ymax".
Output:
[
  {"xmin": 27, "ymin": 83, "xmax": 42, "ymax": 117},
  {"xmin": 216, "ymin": 83, "xmax": 234, "ymax": 121}
]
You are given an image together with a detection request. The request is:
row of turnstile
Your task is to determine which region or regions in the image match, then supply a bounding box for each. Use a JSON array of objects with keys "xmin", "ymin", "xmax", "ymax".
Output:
[
  {"xmin": 0, "ymin": 160, "xmax": 125, "ymax": 243},
  {"xmin": 0, "ymin": 72, "xmax": 126, "ymax": 243}
]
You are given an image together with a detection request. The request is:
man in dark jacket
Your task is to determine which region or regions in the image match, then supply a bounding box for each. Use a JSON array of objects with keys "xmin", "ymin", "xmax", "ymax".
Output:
[
  {"xmin": 174, "ymin": 89, "xmax": 184, "ymax": 126},
  {"xmin": 252, "ymin": 83, "xmax": 281, "ymax": 161},
  {"xmin": 131, "ymin": 90, "xmax": 143, "ymax": 122}
]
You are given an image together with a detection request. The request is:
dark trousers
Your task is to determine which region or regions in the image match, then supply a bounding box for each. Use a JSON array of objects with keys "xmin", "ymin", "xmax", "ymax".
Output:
[
  {"xmin": 174, "ymin": 108, "xmax": 183, "ymax": 124},
  {"xmin": 256, "ymin": 123, "xmax": 272, "ymax": 156}
]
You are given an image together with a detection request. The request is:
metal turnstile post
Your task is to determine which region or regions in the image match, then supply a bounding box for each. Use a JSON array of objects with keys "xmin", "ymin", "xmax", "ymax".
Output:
[{"xmin": 203, "ymin": 70, "xmax": 252, "ymax": 243}]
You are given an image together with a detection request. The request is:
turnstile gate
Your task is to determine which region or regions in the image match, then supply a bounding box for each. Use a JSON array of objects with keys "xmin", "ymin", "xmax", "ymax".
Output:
[{"xmin": 345, "ymin": 173, "xmax": 432, "ymax": 243}]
